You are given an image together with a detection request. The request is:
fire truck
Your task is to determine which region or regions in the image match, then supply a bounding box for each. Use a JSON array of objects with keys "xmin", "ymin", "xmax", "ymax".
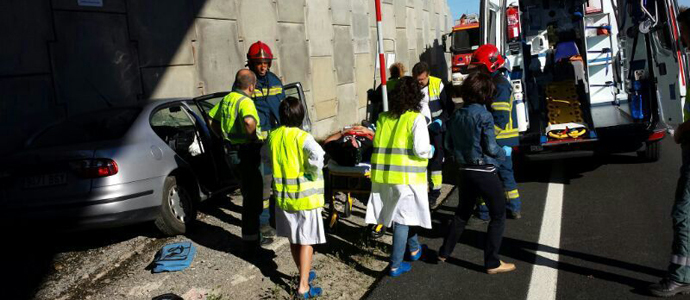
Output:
[{"xmin": 443, "ymin": 15, "xmax": 481, "ymax": 94}]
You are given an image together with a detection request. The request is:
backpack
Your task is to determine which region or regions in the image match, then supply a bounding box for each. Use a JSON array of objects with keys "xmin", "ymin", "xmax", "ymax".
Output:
[{"xmin": 151, "ymin": 241, "xmax": 196, "ymax": 273}]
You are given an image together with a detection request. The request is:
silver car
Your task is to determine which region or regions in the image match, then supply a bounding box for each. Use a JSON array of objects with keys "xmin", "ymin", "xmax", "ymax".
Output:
[{"xmin": 0, "ymin": 83, "xmax": 308, "ymax": 235}]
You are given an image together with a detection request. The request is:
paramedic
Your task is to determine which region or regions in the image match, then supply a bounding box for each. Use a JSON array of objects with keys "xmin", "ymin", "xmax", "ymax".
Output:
[
  {"xmin": 412, "ymin": 62, "xmax": 451, "ymax": 208},
  {"xmin": 208, "ymin": 69, "xmax": 271, "ymax": 251},
  {"xmin": 648, "ymin": 9, "xmax": 690, "ymax": 297},
  {"xmin": 469, "ymin": 44, "xmax": 523, "ymax": 220},
  {"xmin": 247, "ymin": 41, "xmax": 285, "ymax": 240}
]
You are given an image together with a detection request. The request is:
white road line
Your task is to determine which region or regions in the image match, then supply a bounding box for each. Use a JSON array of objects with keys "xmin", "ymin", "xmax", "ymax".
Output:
[{"xmin": 526, "ymin": 163, "xmax": 564, "ymax": 300}]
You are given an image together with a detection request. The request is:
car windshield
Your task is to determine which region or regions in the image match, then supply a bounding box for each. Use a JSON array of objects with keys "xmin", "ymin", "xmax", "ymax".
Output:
[
  {"xmin": 29, "ymin": 108, "xmax": 142, "ymax": 149},
  {"xmin": 452, "ymin": 28, "xmax": 480, "ymax": 52}
]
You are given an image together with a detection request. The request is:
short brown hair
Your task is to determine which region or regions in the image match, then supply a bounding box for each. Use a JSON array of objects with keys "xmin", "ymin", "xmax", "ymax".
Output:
[
  {"xmin": 279, "ymin": 96, "xmax": 305, "ymax": 128},
  {"xmin": 459, "ymin": 72, "xmax": 496, "ymax": 105},
  {"xmin": 389, "ymin": 62, "xmax": 406, "ymax": 78},
  {"xmin": 412, "ymin": 62, "xmax": 430, "ymax": 77}
]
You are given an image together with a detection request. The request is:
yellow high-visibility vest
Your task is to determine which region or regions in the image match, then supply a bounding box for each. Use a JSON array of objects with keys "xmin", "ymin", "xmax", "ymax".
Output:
[
  {"xmin": 208, "ymin": 91, "xmax": 262, "ymax": 144},
  {"xmin": 428, "ymin": 76, "xmax": 444, "ymax": 119},
  {"xmin": 371, "ymin": 111, "xmax": 428, "ymax": 184},
  {"xmin": 269, "ymin": 126, "xmax": 324, "ymax": 211}
]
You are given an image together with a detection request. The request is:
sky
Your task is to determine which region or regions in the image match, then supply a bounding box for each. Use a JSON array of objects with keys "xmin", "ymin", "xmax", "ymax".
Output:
[{"xmin": 448, "ymin": 0, "xmax": 690, "ymax": 22}]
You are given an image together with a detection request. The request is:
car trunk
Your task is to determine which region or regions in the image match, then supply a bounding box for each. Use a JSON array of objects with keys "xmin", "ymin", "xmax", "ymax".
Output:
[{"xmin": 1, "ymin": 145, "xmax": 97, "ymax": 204}]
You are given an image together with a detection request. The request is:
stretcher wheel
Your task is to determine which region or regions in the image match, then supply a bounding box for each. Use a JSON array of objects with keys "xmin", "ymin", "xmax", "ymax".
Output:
[
  {"xmin": 342, "ymin": 193, "xmax": 353, "ymax": 218},
  {"xmin": 369, "ymin": 224, "xmax": 385, "ymax": 239},
  {"xmin": 327, "ymin": 210, "xmax": 338, "ymax": 233}
]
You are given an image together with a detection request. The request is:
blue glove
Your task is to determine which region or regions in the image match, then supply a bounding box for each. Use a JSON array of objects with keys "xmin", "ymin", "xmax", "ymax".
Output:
[
  {"xmin": 430, "ymin": 145, "xmax": 436, "ymax": 157},
  {"xmin": 429, "ymin": 119, "xmax": 443, "ymax": 133},
  {"xmin": 503, "ymin": 146, "xmax": 512, "ymax": 157}
]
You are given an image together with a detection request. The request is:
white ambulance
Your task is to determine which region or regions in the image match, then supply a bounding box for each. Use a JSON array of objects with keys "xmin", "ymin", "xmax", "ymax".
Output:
[{"xmin": 479, "ymin": 0, "xmax": 688, "ymax": 161}]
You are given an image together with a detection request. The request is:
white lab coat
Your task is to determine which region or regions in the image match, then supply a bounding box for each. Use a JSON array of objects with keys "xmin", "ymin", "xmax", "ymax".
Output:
[{"xmin": 365, "ymin": 114, "xmax": 434, "ymax": 229}]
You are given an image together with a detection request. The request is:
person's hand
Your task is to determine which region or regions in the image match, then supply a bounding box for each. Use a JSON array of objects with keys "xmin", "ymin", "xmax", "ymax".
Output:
[
  {"xmin": 503, "ymin": 145, "xmax": 512, "ymax": 157},
  {"xmin": 430, "ymin": 145, "xmax": 436, "ymax": 157},
  {"xmin": 429, "ymin": 119, "xmax": 443, "ymax": 133}
]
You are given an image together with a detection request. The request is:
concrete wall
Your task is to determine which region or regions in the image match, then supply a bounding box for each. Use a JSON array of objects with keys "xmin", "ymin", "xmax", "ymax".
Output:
[{"xmin": 0, "ymin": 0, "xmax": 453, "ymax": 154}]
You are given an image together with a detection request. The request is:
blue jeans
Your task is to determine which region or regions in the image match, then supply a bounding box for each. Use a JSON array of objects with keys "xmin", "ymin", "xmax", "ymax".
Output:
[
  {"xmin": 477, "ymin": 155, "xmax": 521, "ymax": 219},
  {"xmin": 670, "ymin": 143, "xmax": 690, "ymax": 283},
  {"xmin": 391, "ymin": 223, "xmax": 420, "ymax": 269}
]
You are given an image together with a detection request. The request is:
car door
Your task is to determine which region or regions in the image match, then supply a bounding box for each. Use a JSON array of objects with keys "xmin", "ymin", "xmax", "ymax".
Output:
[
  {"xmin": 150, "ymin": 103, "xmax": 219, "ymax": 194},
  {"xmin": 283, "ymin": 82, "xmax": 313, "ymax": 133},
  {"xmin": 187, "ymin": 92, "xmax": 238, "ymax": 191}
]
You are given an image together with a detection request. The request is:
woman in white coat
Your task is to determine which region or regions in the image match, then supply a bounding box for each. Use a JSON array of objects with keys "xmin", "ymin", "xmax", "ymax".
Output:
[{"xmin": 365, "ymin": 76, "xmax": 434, "ymax": 277}]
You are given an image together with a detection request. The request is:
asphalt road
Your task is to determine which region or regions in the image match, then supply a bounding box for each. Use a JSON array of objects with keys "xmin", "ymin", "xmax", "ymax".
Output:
[{"xmin": 366, "ymin": 138, "xmax": 685, "ymax": 300}]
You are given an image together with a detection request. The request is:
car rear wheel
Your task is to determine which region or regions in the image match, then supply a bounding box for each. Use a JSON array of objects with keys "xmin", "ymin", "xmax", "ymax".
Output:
[
  {"xmin": 637, "ymin": 140, "xmax": 661, "ymax": 162},
  {"xmin": 155, "ymin": 176, "xmax": 196, "ymax": 236}
]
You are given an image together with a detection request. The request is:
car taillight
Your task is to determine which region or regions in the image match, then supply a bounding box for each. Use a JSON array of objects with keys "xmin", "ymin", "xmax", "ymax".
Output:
[
  {"xmin": 507, "ymin": 6, "xmax": 520, "ymax": 42},
  {"xmin": 69, "ymin": 159, "xmax": 119, "ymax": 178},
  {"xmin": 452, "ymin": 66, "xmax": 462, "ymax": 72}
]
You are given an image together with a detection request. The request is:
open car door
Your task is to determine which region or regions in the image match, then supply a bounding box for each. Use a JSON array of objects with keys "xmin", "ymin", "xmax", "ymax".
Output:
[
  {"xmin": 187, "ymin": 92, "xmax": 239, "ymax": 193},
  {"xmin": 283, "ymin": 82, "xmax": 313, "ymax": 133}
]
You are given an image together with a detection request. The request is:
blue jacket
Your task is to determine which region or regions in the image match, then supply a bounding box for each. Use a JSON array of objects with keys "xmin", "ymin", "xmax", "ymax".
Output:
[
  {"xmin": 445, "ymin": 103, "xmax": 506, "ymax": 166},
  {"xmin": 253, "ymin": 71, "xmax": 285, "ymax": 132},
  {"xmin": 491, "ymin": 71, "xmax": 519, "ymax": 147}
]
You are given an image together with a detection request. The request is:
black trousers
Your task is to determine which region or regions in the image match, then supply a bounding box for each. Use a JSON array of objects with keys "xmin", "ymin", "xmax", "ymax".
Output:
[
  {"xmin": 439, "ymin": 169, "xmax": 506, "ymax": 269},
  {"xmin": 238, "ymin": 143, "xmax": 264, "ymax": 242}
]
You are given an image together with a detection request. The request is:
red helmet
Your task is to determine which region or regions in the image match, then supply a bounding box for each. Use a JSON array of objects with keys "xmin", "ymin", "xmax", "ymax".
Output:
[
  {"xmin": 470, "ymin": 44, "xmax": 505, "ymax": 73},
  {"xmin": 247, "ymin": 41, "xmax": 274, "ymax": 62}
]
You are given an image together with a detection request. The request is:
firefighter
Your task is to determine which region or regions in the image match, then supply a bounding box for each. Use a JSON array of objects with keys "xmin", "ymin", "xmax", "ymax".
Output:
[
  {"xmin": 412, "ymin": 62, "xmax": 451, "ymax": 208},
  {"xmin": 247, "ymin": 41, "xmax": 285, "ymax": 239},
  {"xmin": 208, "ymin": 69, "xmax": 271, "ymax": 252},
  {"xmin": 469, "ymin": 44, "xmax": 523, "ymax": 220}
]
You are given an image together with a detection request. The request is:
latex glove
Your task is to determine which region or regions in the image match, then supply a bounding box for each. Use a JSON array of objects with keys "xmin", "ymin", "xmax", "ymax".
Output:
[
  {"xmin": 429, "ymin": 119, "xmax": 443, "ymax": 133},
  {"xmin": 503, "ymin": 146, "xmax": 512, "ymax": 157},
  {"xmin": 430, "ymin": 145, "xmax": 436, "ymax": 157}
]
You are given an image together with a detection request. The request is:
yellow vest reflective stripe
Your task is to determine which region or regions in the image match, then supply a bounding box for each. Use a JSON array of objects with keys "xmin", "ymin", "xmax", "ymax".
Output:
[
  {"xmin": 269, "ymin": 127, "xmax": 324, "ymax": 211},
  {"xmin": 253, "ymin": 87, "xmax": 283, "ymax": 97},
  {"xmin": 371, "ymin": 111, "xmax": 428, "ymax": 184},
  {"xmin": 494, "ymin": 94, "xmax": 520, "ymax": 140}
]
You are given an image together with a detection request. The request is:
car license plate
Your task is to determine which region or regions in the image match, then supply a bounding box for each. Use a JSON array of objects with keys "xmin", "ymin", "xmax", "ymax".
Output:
[{"xmin": 23, "ymin": 173, "xmax": 68, "ymax": 189}]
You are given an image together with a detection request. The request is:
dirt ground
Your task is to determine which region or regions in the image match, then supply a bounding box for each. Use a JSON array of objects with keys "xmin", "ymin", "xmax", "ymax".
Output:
[{"xmin": 16, "ymin": 184, "xmax": 453, "ymax": 300}]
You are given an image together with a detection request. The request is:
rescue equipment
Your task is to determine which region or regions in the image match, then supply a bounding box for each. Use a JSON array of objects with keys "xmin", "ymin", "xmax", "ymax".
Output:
[{"xmin": 545, "ymin": 82, "xmax": 588, "ymax": 140}]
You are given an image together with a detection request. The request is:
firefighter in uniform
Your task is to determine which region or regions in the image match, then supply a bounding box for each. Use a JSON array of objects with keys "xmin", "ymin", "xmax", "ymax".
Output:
[
  {"xmin": 208, "ymin": 69, "xmax": 271, "ymax": 251},
  {"xmin": 412, "ymin": 62, "xmax": 451, "ymax": 208},
  {"xmin": 246, "ymin": 41, "xmax": 285, "ymax": 239},
  {"xmin": 470, "ymin": 44, "xmax": 523, "ymax": 220}
]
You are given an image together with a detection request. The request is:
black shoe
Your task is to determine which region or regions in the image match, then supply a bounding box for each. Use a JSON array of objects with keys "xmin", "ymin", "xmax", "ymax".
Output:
[
  {"xmin": 260, "ymin": 235, "xmax": 274, "ymax": 246},
  {"xmin": 648, "ymin": 278, "xmax": 690, "ymax": 297},
  {"xmin": 260, "ymin": 224, "xmax": 276, "ymax": 237},
  {"xmin": 507, "ymin": 211, "xmax": 522, "ymax": 219},
  {"xmin": 467, "ymin": 215, "xmax": 489, "ymax": 226}
]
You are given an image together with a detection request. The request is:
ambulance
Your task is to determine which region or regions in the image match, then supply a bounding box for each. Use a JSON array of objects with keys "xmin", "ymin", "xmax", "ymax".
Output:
[{"xmin": 479, "ymin": 0, "xmax": 688, "ymax": 161}]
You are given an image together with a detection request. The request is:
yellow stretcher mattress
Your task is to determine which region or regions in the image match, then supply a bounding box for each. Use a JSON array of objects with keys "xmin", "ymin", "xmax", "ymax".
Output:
[{"xmin": 545, "ymin": 82, "xmax": 587, "ymax": 139}]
